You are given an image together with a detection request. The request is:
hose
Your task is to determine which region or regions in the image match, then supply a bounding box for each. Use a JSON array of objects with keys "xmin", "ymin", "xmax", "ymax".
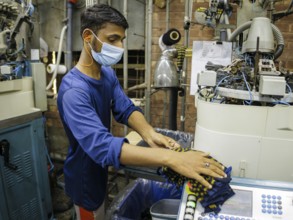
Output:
[
  {"xmin": 271, "ymin": 23, "xmax": 284, "ymax": 60},
  {"xmin": 46, "ymin": 25, "xmax": 67, "ymax": 90},
  {"xmin": 228, "ymin": 20, "xmax": 252, "ymax": 42}
]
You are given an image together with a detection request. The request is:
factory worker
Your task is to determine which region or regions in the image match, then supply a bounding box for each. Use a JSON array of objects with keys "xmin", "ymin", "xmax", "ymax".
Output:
[{"xmin": 57, "ymin": 4, "xmax": 226, "ymax": 220}]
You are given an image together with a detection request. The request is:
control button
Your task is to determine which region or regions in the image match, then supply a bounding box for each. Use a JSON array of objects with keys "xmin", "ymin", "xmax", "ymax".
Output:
[
  {"xmin": 278, "ymin": 206, "xmax": 282, "ymax": 210},
  {"xmin": 185, "ymin": 207, "xmax": 195, "ymax": 215},
  {"xmin": 277, "ymin": 196, "xmax": 281, "ymax": 200},
  {"xmin": 186, "ymin": 201, "xmax": 196, "ymax": 208},
  {"xmin": 262, "ymin": 209, "xmax": 266, "ymax": 213},
  {"xmin": 267, "ymin": 195, "xmax": 271, "ymax": 199},
  {"xmin": 184, "ymin": 213, "xmax": 194, "ymax": 220},
  {"xmin": 188, "ymin": 194, "xmax": 197, "ymax": 201},
  {"xmin": 272, "ymin": 200, "xmax": 276, "ymax": 204},
  {"xmin": 261, "ymin": 204, "xmax": 266, "ymax": 208},
  {"xmin": 277, "ymin": 201, "xmax": 282, "ymax": 205},
  {"xmin": 273, "ymin": 210, "xmax": 277, "ymax": 215},
  {"xmin": 273, "ymin": 205, "xmax": 277, "ymax": 209},
  {"xmin": 272, "ymin": 195, "xmax": 276, "ymax": 199},
  {"xmin": 267, "ymin": 200, "xmax": 271, "ymax": 204},
  {"xmin": 261, "ymin": 199, "xmax": 266, "ymax": 203},
  {"xmin": 278, "ymin": 210, "xmax": 283, "ymax": 215},
  {"xmin": 267, "ymin": 204, "xmax": 271, "ymax": 209},
  {"xmin": 267, "ymin": 210, "xmax": 272, "ymax": 214},
  {"xmin": 261, "ymin": 194, "xmax": 266, "ymax": 198}
]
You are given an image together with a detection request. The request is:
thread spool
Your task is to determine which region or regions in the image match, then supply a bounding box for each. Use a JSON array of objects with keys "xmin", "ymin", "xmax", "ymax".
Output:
[
  {"xmin": 47, "ymin": 64, "xmax": 67, "ymax": 75},
  {"xmin": 162, "ymin": 28, "xmax": 181, "ymax": 46}
]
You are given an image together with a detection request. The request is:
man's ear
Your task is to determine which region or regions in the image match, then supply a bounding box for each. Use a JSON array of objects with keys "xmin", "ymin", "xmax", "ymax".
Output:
[{"xmin": 82, "ymin": 29, "xmax": 92, "ymax": 43}]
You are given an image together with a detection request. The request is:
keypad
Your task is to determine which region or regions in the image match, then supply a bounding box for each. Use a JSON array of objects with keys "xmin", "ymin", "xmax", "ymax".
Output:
[
  {"xmin": 197, "ymin": 212, "xmax": 251, "ymax": 220},
  {"xmin": 261, "ymin": 194, "xmax": 283, "ymax": 216}
]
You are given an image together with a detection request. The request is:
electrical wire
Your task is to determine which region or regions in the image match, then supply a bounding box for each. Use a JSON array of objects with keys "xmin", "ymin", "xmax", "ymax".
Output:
[
  {"xmin": 211, "ymin": 75, "xmax": 231, "ymax": 102},
  {"xmin": 285, "ymin": 83, "xmax": 293, "ymax": 104},
  {"xmin": 286, "ymin": 83, "xmax": 292, "ymax": 94},
  {"xmin": 42, "ymin": 116, "xmax": 55, "ymax": 173},
  {"xmin": 241, "ymin": 71, "xmax": 253, "ymax": 105}
]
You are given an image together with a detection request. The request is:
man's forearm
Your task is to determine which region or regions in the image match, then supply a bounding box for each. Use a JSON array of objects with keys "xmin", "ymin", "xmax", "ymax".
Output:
[
  {"xmin": 119, "ymin": 142, "xmax": 173, "ymax": 167},
  {"xmin": 127, "ymin": 110, "xmax": 155, "ymax": 140}
]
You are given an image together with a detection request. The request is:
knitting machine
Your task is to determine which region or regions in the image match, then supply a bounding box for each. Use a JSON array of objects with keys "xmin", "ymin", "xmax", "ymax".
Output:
[
  {"xmin": 0, "ymin": 1, "xmax": 52, "ymax": 219},
  {"xmin": 0, "ymin": 0, "xmax": 47, "ymax": 120},
  {"xmin": 192, "ymin": 11, "xmax": 293, "ymax": 183}
]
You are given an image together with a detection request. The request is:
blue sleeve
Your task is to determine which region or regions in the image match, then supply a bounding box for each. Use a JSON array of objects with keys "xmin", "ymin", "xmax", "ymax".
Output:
[
  {"xmin": 111, "ymin": 76, "xmax": 143, "ymax": 124},
  {"xmin": 62, "ymin": 88, "xmax": 126, "ymax": 169}
]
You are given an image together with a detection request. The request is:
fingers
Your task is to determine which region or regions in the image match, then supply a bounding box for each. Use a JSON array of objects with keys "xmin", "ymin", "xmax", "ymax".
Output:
[
  {"xmin": 148, "ymin": 133, "xmax": 181, "ymax": 149},
  {"xmin": 182, "ymin": 152, "xmax": 227, "ymax": 188},
  {"xmin": 192, "ymin": 173, "xmax": 212, "ymax": 189},
  {"xmin": 166, "ymin": 138, "xmax": 180, "ymax": 149},
  {"xmin": 189, "ymin": 166, "xmax": 226, "ymax": 189},
  {"xmin": 202, "ymin": 163, "xmax": 226, "ymax": 179},
  {"xmin": 206, "ymin": 158, "xmax": 225, "ymax": 171},
  {"xmin": 201, "ymin": 158, "xmax": 226, "ymax": 176}
]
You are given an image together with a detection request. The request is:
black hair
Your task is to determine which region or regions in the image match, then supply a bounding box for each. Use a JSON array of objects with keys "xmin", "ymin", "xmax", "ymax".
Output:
[{"xmin": 80, "ymin": 4, "xmax": 129, "ymax": 36}]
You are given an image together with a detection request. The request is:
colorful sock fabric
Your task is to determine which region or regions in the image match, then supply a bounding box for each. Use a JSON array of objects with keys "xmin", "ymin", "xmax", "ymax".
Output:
[{"xmin": 157, "ymin": 147, "xmax": 235, "ymax": 214}]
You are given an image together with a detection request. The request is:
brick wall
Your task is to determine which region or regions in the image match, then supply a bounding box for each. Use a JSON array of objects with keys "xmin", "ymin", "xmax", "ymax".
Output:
[
  {"xmin": 45, "ymin": 98, "xmax": 69, "ymax": 160},
  {"xmin": 275, "ymin": 1, "xmax": 293, "ymax": 70}
]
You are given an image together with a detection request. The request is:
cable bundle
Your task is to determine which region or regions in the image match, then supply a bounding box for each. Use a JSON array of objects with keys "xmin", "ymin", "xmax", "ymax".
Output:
[{"xmin": 158, "ymin": 147, "xmax": 235, "ymax": 214}]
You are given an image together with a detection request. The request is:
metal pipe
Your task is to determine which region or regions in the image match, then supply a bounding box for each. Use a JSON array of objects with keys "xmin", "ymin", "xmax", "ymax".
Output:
[
  {"xmin": 65, "ymin": 1, "xmax": 73, "ymax": 71},
  {"xmin": 166, "ymin": 0, "xmax": 170, "ymax": 30},
  {"xmin": 144, "ymin": 0, "xmax": 152, "ymax": 122},
  {"xmin": 162, "ymin": 0, "xmax": 170, "ymax": 128},
  {"xmin": 180, "ymin": 0, "xmax": 192, "ymax": 131},
  {"xmin": 123, "ymin": 0, "xmax": 128, "ymax": 136},
  {"xmin": 223, "ymin": 13, "xmax": 231, "ymax": 40},
  {"xmin": 169, "ymin": 88, "xmax": 178, "ymax": 130}
]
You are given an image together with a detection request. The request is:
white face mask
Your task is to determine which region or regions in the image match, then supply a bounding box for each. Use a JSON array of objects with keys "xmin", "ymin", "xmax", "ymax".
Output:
[{"xmin": 88, "ymin": 31, "xmax": 124, "ymax": 66}]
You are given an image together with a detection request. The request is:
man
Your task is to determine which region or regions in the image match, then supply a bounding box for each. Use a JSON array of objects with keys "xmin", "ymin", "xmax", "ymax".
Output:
[{"xmin": 57, "ymin": 4, "xmax": 226, "ymax": 220}]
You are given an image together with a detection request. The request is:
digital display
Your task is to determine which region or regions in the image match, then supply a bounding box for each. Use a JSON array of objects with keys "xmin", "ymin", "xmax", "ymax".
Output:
[{"xmin": 220, "ymin": 189, "xmax": 253, "ymax": 217}]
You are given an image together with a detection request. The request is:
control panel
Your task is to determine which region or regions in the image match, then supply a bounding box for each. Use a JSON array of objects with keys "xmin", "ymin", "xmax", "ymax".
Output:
[{"xmin": 178, "ymin": 178, "xmax": 293, "ymax": 220}]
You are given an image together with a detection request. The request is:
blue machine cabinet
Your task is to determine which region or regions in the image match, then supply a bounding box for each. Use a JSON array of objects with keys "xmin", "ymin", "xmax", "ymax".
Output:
[{"xmin": 0, "ymin": 112, "xmax": 53, "ymax": 220}]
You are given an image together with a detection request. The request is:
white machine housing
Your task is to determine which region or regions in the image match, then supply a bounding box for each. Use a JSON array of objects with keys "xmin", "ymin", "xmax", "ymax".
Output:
[
  {"xmin": 193, "ymin": 98, "xmax": 293, "ymax": 182},
  {"xmin": 242, "ymin": 17, "xmax": 275, "ymax": 53},
  {"xmin": 0, "ymin": 63, "xmax": 47, "ymax": 121}
]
